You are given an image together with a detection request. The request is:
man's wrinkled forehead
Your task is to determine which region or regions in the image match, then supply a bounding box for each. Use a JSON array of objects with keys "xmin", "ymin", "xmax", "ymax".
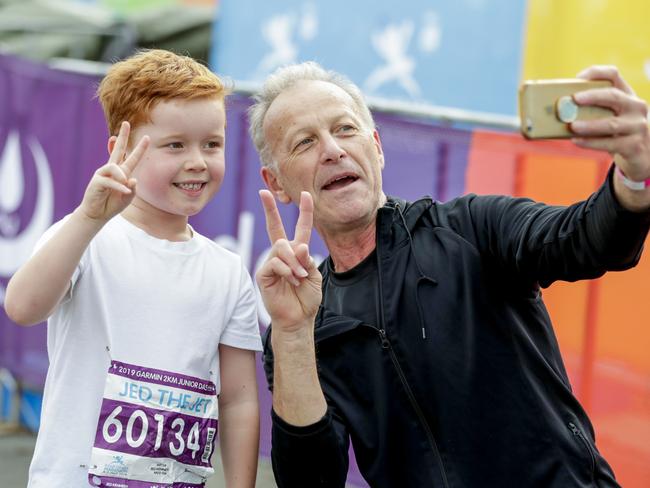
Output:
[{"xmin": 263, "ymin": 80, "xmax": 361, "ymax": 143}]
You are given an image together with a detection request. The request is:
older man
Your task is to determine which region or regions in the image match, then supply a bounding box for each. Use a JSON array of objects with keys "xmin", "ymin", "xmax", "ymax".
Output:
[{"xmin": 250, "ymin": 62, "xmax": 650, "ymax": 488}]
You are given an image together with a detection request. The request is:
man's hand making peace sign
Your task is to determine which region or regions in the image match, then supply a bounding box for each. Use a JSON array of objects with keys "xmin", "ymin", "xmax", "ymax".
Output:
[
  {"xmin": 256, "ymin": 189, "xmax": 327, "ymax": 427},
  {"xmin": 256, "ymin": 190, "xmax": 323, "ymax": 332}
]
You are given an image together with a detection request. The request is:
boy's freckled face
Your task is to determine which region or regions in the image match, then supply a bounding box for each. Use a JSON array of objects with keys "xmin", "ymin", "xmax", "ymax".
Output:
[{"xmin": 128, "ymin": 97, "xmax": 226, "ymax": 218}]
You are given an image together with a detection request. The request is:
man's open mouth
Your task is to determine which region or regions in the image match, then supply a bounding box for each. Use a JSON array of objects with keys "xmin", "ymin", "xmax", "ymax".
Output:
[{"xmin": 322, "ymin": 174, "xmax": 359, "ymax": 190}]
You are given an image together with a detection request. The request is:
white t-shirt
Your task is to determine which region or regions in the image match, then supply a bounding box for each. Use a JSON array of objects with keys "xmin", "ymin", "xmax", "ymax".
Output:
[{"xmin": 27, "ymin": 214, "xmax": 262, "ymax": 487}]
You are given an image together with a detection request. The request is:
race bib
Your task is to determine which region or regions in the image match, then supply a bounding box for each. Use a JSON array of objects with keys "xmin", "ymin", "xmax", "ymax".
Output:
[{"xmin": 88, "ymin": 361, "xmax": 218, "ymax": 487}]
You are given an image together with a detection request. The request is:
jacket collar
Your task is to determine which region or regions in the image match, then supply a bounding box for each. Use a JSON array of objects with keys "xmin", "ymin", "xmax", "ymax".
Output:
[
  {"xmin": 379, "ymin": 195, "xmax": 433, "ymax": 245},
  {"xmin": 318, "ymin": 195, "xmax": 433, "ymax": 277}
]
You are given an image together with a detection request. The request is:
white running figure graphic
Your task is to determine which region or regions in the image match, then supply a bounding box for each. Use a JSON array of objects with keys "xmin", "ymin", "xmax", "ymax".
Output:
[
  {"xmin": 255, "ymin": 3, "xmax": 318, "ymax": 78},
  {"xmin": 365, "ymin": 20, "xmax": 420, "ymax": 98},
  {"xmin": 365, "ymin": 11, "xmax": 441, "ymax": 98}
]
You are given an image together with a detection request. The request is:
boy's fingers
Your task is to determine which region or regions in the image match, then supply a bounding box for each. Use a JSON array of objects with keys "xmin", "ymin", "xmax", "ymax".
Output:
[
  {"xmin": 108, "ymin": 121, "xmax": 130, "ymax": 165},
  {"xmin": 121, "ymin": 135, "xmax": 149, "ymax": 174},
  {"xmin": 97, "ymin": 163, "xmax": 128, "ymax": 184},
  {"xmin": 95, "ymin": 175, "xmax": 132, "ymax": 195},
  {"xmin": 126, "ymin": 178, "xmax": 137, "ymax": 192},
  {"xmin": 294, "ymin": 191, "xmax": 313, "ymax": 246},
  {"xmin": 260, "ymin": 190, "xmax": 288, "ymax": 243}
]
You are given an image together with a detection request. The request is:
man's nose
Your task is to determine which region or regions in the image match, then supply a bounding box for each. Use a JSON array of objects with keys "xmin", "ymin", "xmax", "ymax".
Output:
[{"xmin": 320, "ymin": 133, "xmax": 346, "ymax": 163}]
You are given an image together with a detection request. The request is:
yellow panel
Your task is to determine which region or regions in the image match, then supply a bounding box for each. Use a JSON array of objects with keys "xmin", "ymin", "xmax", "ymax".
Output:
[{"xmin": 523, "ymin": 0, "xmax": 650, "ymax": 105}]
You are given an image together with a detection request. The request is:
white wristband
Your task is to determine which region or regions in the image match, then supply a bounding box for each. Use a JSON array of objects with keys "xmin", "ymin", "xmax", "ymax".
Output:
[{"xmin": 615, "ymin": 165, "xmax": 649, "ymax": 191}]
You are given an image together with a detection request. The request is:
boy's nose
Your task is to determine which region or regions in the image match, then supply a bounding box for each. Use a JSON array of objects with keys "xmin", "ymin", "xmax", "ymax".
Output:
[{"xmin": 183, "ymin": 153, "xmax": 208, "ymax": 171}]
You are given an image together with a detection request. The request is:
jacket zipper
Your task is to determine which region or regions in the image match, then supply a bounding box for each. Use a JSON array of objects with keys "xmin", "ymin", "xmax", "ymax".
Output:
[
  {"xmin": 376, "ymin": 327, "xmax": 449, "ymax": 488},
  {"xmin": 375, "ymin": 206, "xmax": 450, "ymax": 488},
  {"xmin": 568, "ymin": 422, "xmax": 596, "ymax": 480}
]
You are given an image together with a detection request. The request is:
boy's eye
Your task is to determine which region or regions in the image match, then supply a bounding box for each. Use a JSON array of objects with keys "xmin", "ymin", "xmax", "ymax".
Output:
[
  {"xmin": 205, "ymin": 141, "xmax": 222, "ymax": 149},
  {"xmin": 167, "ymin": 142, "xmax": 183, "ymax": 149}
]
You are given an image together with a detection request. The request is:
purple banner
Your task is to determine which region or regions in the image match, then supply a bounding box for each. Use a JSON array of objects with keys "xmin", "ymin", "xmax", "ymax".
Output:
[
  {"xmin": 0, "ymin": 54, "xmax": 110, "ymax": 388},
  {"xmin": 0, "ymin": 53, "xmax": 472, "ymax": 487}
]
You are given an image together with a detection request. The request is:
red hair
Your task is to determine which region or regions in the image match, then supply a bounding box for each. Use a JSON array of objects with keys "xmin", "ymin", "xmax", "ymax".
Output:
[{"xmin": 97, "ymin": 49, "xmax": 228, "ymax": 139}]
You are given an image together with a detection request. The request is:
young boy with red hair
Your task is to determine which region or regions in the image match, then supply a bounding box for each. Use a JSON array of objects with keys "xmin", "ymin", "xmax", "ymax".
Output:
[{"xmin": 6, "ymin": 49, "xmax": 261, "ymax": 488}]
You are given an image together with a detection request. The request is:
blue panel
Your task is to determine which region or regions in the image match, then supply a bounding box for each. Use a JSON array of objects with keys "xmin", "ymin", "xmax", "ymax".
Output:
[
  {"xmin": 211, "ymin": 0, "xmax": 526, "ymax": 115},
  {"xmin": 19, "ymin": 390, "xmax": 42, "ymax": 432},
  {"xmin": 1, "ymin": 383, "xmax": 12, "ymax": 419}
]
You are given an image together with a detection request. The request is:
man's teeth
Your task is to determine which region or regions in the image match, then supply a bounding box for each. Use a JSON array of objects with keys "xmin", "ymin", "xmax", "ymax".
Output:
[
  {"xmin": 328, "ymin": 176, "xmax": 347, "ymax": 184},
  {"xmin": 176, "ymin": 183, "xmax": 203, "ymax": 190},
  {"xmin": 325, "ymin": 176, "xmax": 355, "ymax": 188}
]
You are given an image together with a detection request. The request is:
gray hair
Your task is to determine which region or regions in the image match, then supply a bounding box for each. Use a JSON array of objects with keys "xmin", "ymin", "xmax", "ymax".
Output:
[{"xmin": 248, "ymin": 61, "xmax": 376, "ymax": 168}]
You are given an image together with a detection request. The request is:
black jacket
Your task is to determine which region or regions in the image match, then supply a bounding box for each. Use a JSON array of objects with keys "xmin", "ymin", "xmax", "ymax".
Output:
[{"xmin": 263, "ymin": 173, "xmax": 650, "ymax": 487}]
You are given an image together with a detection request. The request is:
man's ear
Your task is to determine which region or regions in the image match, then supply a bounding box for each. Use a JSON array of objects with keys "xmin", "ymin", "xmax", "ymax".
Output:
[
  {"xmin": 260, "ymin": 166, "xmax": 291, "ymax": 204},
  {"xmin": 373, "ymin": 129, "xmax": 385, "ymax": 169}
]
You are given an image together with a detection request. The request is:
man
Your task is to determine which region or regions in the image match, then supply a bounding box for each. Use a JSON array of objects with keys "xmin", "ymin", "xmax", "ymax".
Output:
[{"xmin": 249, "ymin": 61, "xmax": 650, "ymax": 487}]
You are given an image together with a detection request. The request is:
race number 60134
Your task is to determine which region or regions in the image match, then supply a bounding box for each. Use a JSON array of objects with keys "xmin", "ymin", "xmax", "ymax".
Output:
[{"xmin": 102, "ymin": 405, "xmax": 206, "ymax": 460}]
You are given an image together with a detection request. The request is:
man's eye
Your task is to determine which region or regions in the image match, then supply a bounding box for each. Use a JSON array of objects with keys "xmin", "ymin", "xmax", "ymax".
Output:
[
  {"xmin": 338, "ymin": 125, "xmax": 356, "ymax": 133},
  {"xmin": 295, "ymin": 138, "xmax": 313, "ymax": 149}
]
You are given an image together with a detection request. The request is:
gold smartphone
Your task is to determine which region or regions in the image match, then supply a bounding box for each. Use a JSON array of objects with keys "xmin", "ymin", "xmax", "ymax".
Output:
[{"xmin": 519, "ymin": 79, "xmax": 613, "ymax": 139}]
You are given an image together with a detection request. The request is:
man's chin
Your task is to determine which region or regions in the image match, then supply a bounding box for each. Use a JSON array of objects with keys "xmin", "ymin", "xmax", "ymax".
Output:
[{"xmin": 320, "ymin": 199, "xmax": 379, "ymax": 226}]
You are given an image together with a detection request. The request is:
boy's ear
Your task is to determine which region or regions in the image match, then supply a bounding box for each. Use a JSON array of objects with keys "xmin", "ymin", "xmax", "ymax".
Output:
[
  {"xmin": 107, "ymin": 136, "xmax": 118, "ymax": 156},
  {"xmin": 260, "ymin": 166, "xmax": 291, "ymax": 204}
]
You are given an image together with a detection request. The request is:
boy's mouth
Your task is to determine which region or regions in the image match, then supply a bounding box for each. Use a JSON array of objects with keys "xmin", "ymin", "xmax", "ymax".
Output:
[{"xmin": 173, "ymin": 182, "xmax": 206, "ymax": 191}]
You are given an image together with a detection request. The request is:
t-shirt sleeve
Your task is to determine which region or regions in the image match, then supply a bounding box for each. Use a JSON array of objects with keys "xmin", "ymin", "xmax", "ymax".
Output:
[
  {"xmin": 32, "ymin": 214, "xmax": 86, "ymax": 303},
  {"xmin": 219, "ymin": 261, "xmax": 262, "ymax": 351}
]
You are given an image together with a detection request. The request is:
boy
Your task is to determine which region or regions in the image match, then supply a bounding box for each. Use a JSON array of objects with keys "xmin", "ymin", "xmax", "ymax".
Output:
[{"xmin": 5, "ymin": 49, "xmax": 262, "ymax": 487}]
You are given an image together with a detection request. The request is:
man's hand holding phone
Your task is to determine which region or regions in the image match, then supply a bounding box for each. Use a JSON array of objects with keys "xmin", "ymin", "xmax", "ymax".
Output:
[{"xmin": 519, "ymin": 65, "xmax": 650, "ymax": 210}]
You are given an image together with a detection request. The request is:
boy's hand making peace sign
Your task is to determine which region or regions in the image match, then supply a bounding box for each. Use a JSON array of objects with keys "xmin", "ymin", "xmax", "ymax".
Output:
[
  {"xmin": 6, "ymin": 121, "xmax": 149, "ymax": 326},
  {"xmin": 80, "ymin": 121, "xmax": 149, "ymax": 222},
  {"xmin": 256, "ymin": 190, "xmax": 322, "ymax": 333}
]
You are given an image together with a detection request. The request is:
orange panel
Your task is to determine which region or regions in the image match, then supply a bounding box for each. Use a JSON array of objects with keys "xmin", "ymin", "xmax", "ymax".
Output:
[
  {"xmin": 540, "ymin": 282, "xmax": 588, "ymax": 362},
  {"xmin": 516, "ymin": 151, "xmax": 601, "ymax": 204},
  {"xmin": 596, "ymin": 252, "xmax": 650, "ymax": 371}
]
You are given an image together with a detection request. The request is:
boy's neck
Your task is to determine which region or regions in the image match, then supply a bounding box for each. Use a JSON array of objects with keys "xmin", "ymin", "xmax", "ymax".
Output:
[{"xmin": 120, "ymin": 204, "xmax": 192, "ymax": 242}]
